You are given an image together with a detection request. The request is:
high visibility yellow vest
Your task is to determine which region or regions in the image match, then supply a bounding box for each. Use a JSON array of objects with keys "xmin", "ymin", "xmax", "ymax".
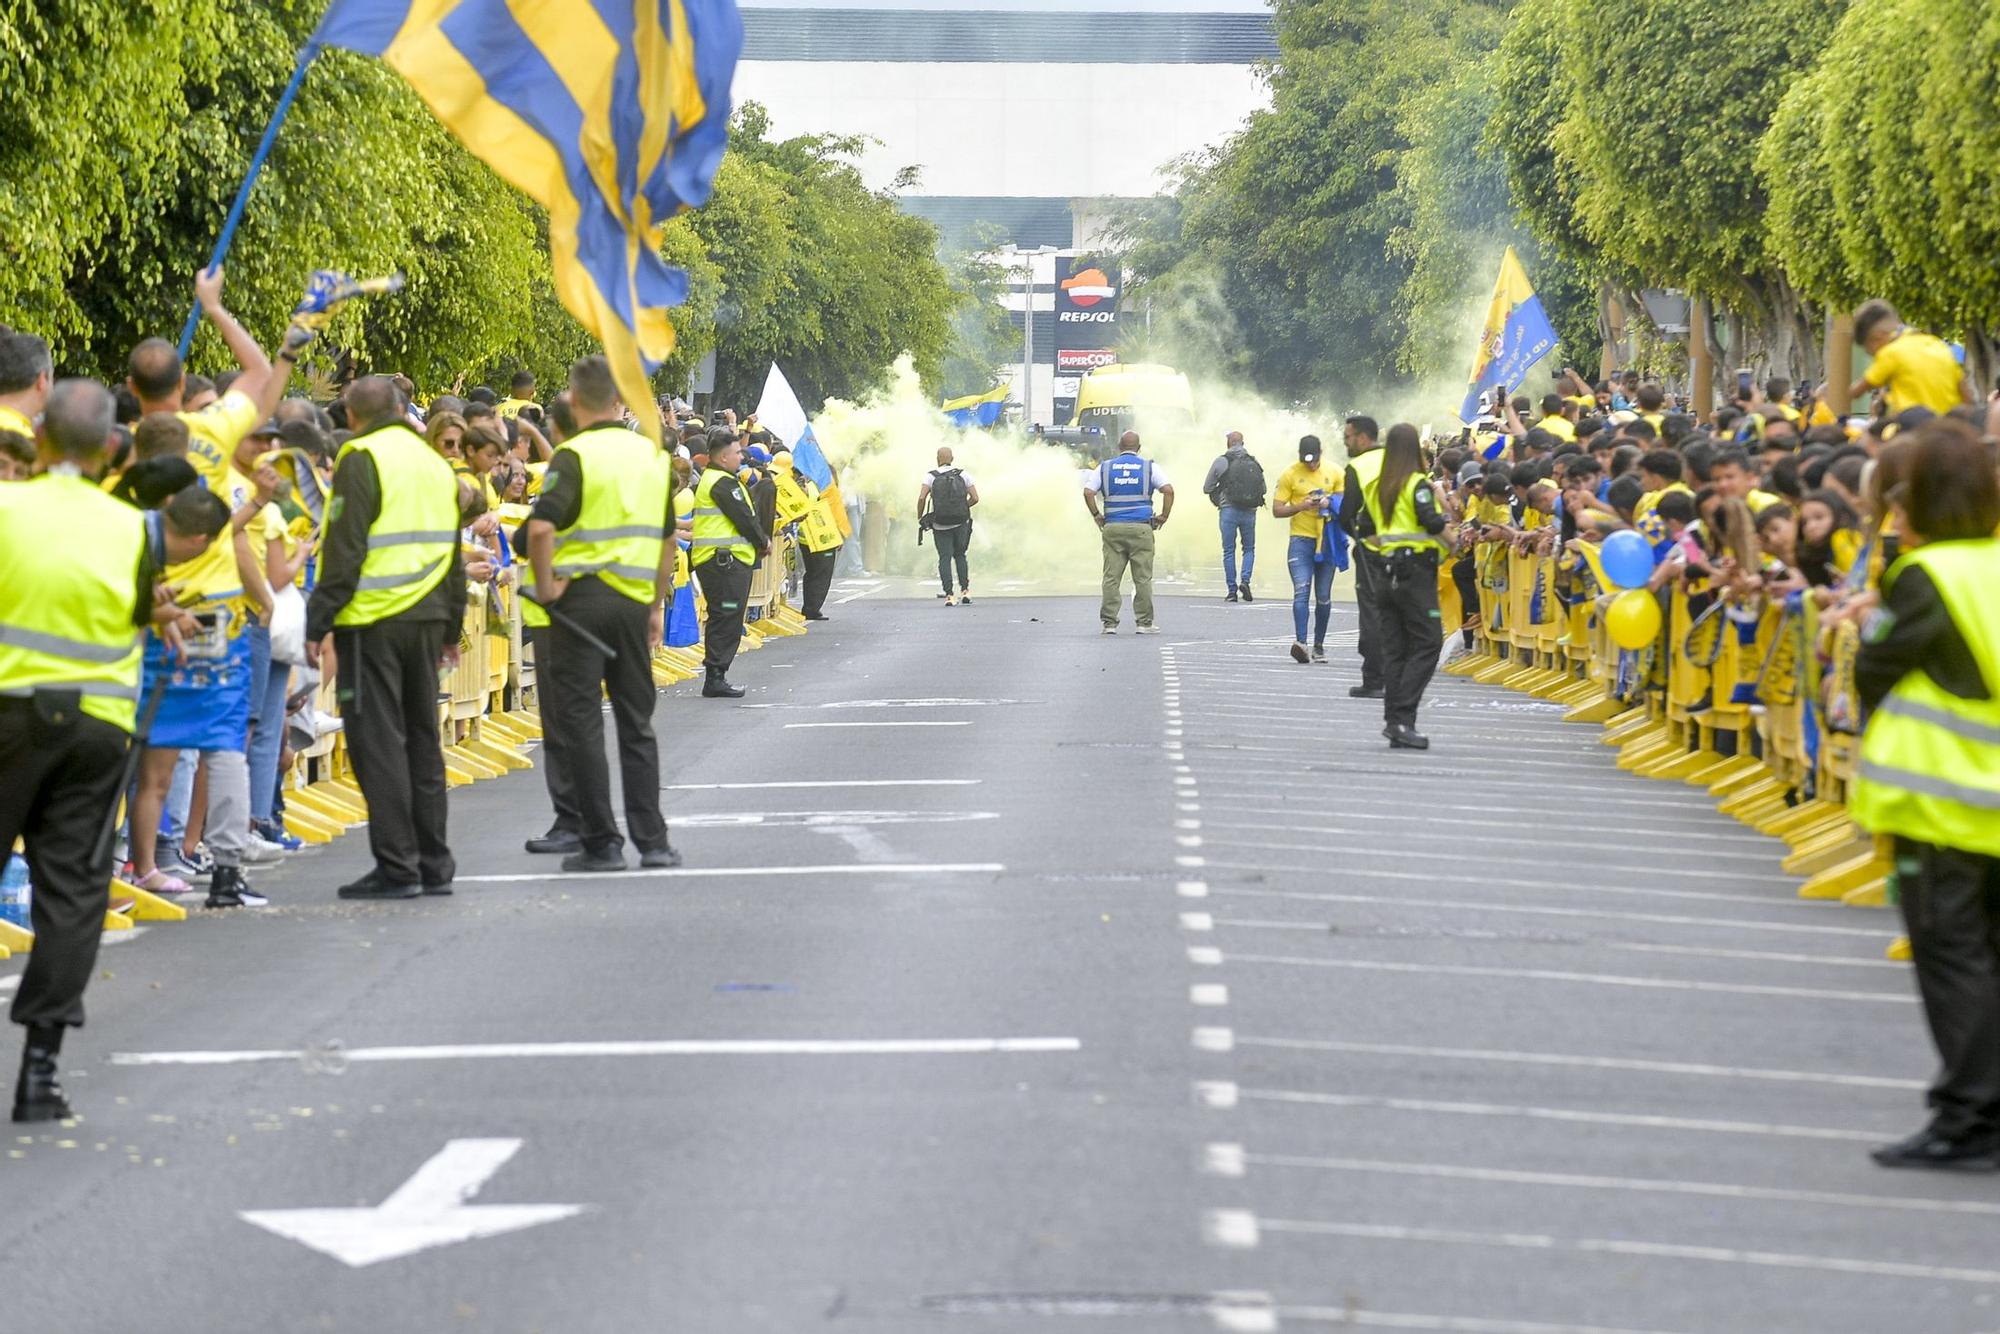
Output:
[
  {"xmin": 1850, "ymin": 539, "xmax": 2000, "ymax": 857},
  {"xmin": 1351, "ymin": 449, "xmax": 1444, "ymax": 554},
  {"xmin": 332, "ymin": 424, "xmax": 460, "ymax": 628},
  {"xmin": 799, "ymin": 480, "xmax": 843, "ymax": 553},
  {"xmin": 691, "ymin": 466, "xmax": 755, "ymax": 567},
  {"xmin": 550, "ymin": 427, "xmax": 669, "ymax": 605},
  {"xmin": 0, "ymin": 474, "xmax": 146, "ymax": 731}
]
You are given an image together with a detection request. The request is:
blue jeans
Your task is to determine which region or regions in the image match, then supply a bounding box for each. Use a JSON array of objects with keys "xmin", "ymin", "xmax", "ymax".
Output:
[
  {"xmin": 245, "ymin": 623, "xmax": 290, "ymax": 823},
  {"xmin": 159, "ymin": 749, "xmax": 198, "ymax": 843},
  {"xmin": 1288, "ymin": 535, "xmax": 1335, "ymax": 647},
  {"xmin": 1219, "ymin": 505, "xmax": 1257, "ymax": 589}
]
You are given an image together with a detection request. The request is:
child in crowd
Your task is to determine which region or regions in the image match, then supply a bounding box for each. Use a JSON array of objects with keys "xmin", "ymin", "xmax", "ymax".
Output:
[{"xmin": 1796, "ymin": 488, "xmax": 1862, "ymax": 588}]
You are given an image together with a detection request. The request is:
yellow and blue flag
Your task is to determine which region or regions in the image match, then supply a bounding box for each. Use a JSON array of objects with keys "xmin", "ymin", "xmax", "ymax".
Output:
[
  {"xmin": 315, "ymin": 0, "xmax": 743, "ymax": 444},
  {"xmin": 1461, "ymin": 246, "xmax": 1557, "ymax": 424},
  {"xmin": 942, "ymin": 385, "xmax": 1009, "ymax": 429}
]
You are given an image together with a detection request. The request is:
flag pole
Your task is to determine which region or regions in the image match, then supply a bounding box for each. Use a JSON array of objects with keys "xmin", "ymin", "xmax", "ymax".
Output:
[{"xmin": 177, "ymin": 40, "xmax": 323, "ymax": 357}]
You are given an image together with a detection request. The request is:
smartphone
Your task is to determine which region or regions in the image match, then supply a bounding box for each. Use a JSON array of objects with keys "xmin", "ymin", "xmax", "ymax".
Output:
[{"xmin": 1735, "ymin": 368, "xmax": 1754, "ymax": 398}]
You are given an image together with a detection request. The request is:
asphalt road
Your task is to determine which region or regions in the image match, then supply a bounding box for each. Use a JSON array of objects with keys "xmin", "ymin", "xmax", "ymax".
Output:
[{"xmin": 0, "ymin": 584, "xmax": 1971, "ymax": 1334}]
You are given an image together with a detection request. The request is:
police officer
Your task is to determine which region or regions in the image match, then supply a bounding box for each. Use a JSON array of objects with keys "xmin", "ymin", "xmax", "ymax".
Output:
[
  {"xmin": 1085, "ymin": 430, "xmax": 1173, "ymax": 634},
  {"xmin": 1341, "ymin": 422, "xmax": 1448, "ymax": 750},
  {"xmin": 525, "ymin": 355, "xmax": 679, "ymax": 872},
  {"xmin": 0, "ymin": 380, "xmax": 155, "ymax": 1121},
  {"xmin": 690, "ymin": 431, "xmax": 771, "ymax": 698},
  {"xmin": 1848, "ymin": 421, "xmax": 2000, "ymax": 1171},
  {"xmin": 306, "ymin": 375, "xmax": 465, "ymax": 899},
  {"xmin": 519, "ymin": 390, "xmax": 584, "ymax": 856},
  {"xmin": 1341, "ymin": 415, "xmax": 1386, "ymax": 698}
]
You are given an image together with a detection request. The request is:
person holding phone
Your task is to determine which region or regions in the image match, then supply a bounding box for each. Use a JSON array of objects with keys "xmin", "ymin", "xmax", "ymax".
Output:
[{"xmin": 1274, "ymin": 434, "xmax": 1345, "ymax": 664}]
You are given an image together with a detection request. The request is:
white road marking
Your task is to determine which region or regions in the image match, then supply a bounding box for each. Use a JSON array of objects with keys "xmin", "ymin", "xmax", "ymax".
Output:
[
  {"xmin": 239, "ymin": 1138, "xmax": 583, "ymax": 1267},
  {"xmin": 1236, "ymin": 1087, "xmax": 1888, "ymax": 1144},
  {"xmin": 1243, "ymin": 1152, "xmax": 2000, "ymax": 1218},
  {"xmin": 0, "ymin": 975, "xmax": 18, "ymax": 995},
  {"xmin": 1204, "ymin": 1142, "xmax": 1248, "ymax": 1177},
  {"xmin": 453, "ymin": 862, "xmax": 1005, "ymax": 884},
  {"xmin": 743, "ymin": 698, "xmax": 1016, "ymax": 710},
  {"xmin": 1205, "ymin": 1209, "xmax": 1261, "ymax": 1249},
  {"xmin": 1209, "ymin": 893, "xmax": 1893, "ymax": 940},
  {"xmin": 1177, "ymin": 835, "xmax": 1205, "ymax": 848},
  {"xmin": 1177, "ymin": 855, "xmax": 1207, "ymax": 868},
  {"xmin": 1197, "ymin": 1079, "xmax": 1241, "ymax": 1107},
  {"xmin": 1205, "ymin": 860, "xmax": 1804, "ymax": 908},
  {"xmin": 1188, "ymin": 946, "xmax": 1224, "ymax": 966},
  {"xmin": 1192, "ymin": 983, "xmax": 1230, "ymax": 1006},
  {"xmin": 1231, "ymin": 1036, "xmax": 1926, "ymax": 1091},
  {"xmin": 1193, "ymin": 1027, "xmax": 1236, "ymax": 1053},
  {"xmin": 1178, "ymin": 880, "xmax": 1211, "ymax": 898},
  {"xmin": 1205, "ymin": 784, "xmax": 1727, "ymax": 817},
  {"xmin": 1260, "ymin": 1215, "xmax": 2000, "ymax": 1287},
  {"xmin": 665, "ymin": 779, "xmax": 982, "ymax": 790},
  {"xmin": 1274, "ymin": 1305, "xmax": 1687, "ymax": 1334},
  {"xmin": 1195, "ymin": 798, "xmax": 1777, "ymax": 845},
  {"xmin": 113, "ymin": 1036, "xmax": 1084, "ymax": 1068},
  {"xmin": 830, "ymin": 586, "xmax": 878, "ymax": 604},
  {"xmin": 1176, "ymin": 818, "xmax": 1203, "ymax": 830},
  {"xmin": 1180, "ymin": 912, "xmax": 1216, "ymax": 931},
  {"xmin": 1209, "ymin": 819, "xmax": 1778, "ymax": 865},
  {"xmin": 782, "ymin": 720, "xmax": 970, "ymax": 729},
  {"xmin": 1221, "ymin": 952, "xmax": 1911, "ymax": 1004},
  {"xmin": 671, "ymin": 810, "xmax": 999, "ymax": 828}
]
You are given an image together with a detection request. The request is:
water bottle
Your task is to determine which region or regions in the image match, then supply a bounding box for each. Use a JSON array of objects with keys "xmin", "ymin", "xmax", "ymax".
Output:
[{"xmin": 0, "ymin": 854, "xmax": 29, "ymax": 930}]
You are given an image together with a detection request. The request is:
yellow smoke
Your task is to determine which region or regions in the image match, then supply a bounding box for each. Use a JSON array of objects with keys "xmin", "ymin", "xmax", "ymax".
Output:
[{"xmin": 815, "ymin": 357, "xmax": 1347, "ymax": 593}]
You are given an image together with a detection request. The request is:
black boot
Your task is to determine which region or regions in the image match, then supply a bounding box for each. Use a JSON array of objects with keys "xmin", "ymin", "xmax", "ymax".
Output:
[
  {"xmin": 205, "ymin": 864, "xmax": 269, "ymax": 909},
  {"xmin": 702, "ymin": 669, "xmax": 745, "ymax": 699},
  {"xmin": 1384, "ymin": 724, "xmax": 1430, "ymax": 751},
  {"xmin": 13, "ymin": 1028, "xmax": 71, "ymax": 1124},
  {"xmin": 1349, "ymin": 684, "xmax": 1385, "ymax": 699},
  {"xmin": 524, "ymin": 828, "xmax": 583, "ymax": 855}
]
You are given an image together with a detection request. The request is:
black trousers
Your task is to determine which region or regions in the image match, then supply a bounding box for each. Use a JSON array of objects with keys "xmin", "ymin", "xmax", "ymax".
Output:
[
  {"xmin": 696, "ymin": 555, "xmax": 753, "ymax": 673},
  {"xmin": 1451, "ymin": 554, "xmax": 1480, "ymax": 650},
  {"xmin": 1369, "ymin": 548, "xmax": 1444, "ymax": 729},
  {"xmin": 334, "ymin": 618, "xmax": 454, "ymax": 886},
  {"xmin": 933, "ymin": 524, "xmax": 970, "ymax": 594},
  {"xmin": 1896, "ymin": 837, "xmax": 2000, "ymax": 1138},
  {"xmin": 802, "ymin": 547, "xmax": 838, "ymax": 617},
  {"xmin": 0, "ymin": 697, "xmax": 125, "ymax": 1031},
  {"xmin": 526, "ymin": 623, "xmax": 581, "ymax": 836},
  {"xmin": 1352, "ymin": 547, "xmax": 1385, "ymax": 690},
  {"xmin": 545, "ymin": 579, "xmax": 668, "ymax": 856}
]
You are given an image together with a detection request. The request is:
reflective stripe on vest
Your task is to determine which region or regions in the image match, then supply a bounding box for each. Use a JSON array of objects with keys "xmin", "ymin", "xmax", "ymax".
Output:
[
  {"xmin": 1849, "ymin": 539, "xmax": 2000, "ymax": 857},
  {"xmin": 0, "ymin": 475, "xmax": 147, "ymax": 732},
  {"xmin": 333, "ymin": 424, "xmax": 461, "ymax": 628},
  {"xmin": 691, "ymin": 467, "xmax": 756, "ymax": 567},
  {"xmin": 552, "ymin": 427, "xmax": 670, "ymax": 603},
  {"xmin": 1100, "ymin": 454, "xmax": 1154, "ymax": 523}
]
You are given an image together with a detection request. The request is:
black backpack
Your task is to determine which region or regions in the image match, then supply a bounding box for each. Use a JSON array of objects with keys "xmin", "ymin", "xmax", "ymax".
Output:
[
  {"xmin": 928, "ymin": 468, "xmax": 971, "ymax": 526},
  {"xmin": 1219, "ymin": 453, "xmax": 1266, "ymax": 508}
]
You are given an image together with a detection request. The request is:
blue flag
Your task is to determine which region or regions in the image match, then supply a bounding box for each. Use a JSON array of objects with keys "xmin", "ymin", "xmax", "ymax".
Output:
[
  {"xmin": 1461, "ymin": 247, "xmax": 1558, "ymax": 424},
  {"xmin": 316, "ymin": 0, "xmax": 743, "ymax": 445}
]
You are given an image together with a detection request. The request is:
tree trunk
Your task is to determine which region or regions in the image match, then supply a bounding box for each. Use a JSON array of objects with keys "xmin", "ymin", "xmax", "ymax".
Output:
[{"xmin": 1689, "ymin": 296, "xmax": 1713, "ymax": 424}]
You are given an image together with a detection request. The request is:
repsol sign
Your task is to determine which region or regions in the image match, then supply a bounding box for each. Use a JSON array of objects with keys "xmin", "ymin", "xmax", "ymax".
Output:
[{"xmin": 1058, "ymin": 310, "xmax": 1118, "ymax": 324}]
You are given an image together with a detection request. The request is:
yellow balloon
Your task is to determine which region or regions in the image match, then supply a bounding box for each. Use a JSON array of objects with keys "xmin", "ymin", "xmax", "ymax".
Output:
[{"xmin": 1605, "ymin": 588, "xmax": 1663, "ymax": 650}]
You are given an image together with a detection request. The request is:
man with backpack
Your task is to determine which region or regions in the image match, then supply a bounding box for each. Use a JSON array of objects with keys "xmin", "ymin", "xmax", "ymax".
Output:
[
  {"xmin": 1203, "ymin": 430, "xmax": 1265, "ymax": 601},
  {"xmin": 918, "ymin": 446, "xmax": 979, "ymax": 606}
]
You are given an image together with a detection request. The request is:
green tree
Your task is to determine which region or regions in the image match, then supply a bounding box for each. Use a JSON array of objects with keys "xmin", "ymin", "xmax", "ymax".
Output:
[{"xmin": 937, "ymin": 224, "xmax": 1019, "ymax": 399}]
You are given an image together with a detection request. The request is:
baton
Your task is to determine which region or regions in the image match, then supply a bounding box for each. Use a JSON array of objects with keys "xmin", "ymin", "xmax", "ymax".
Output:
[{"xmin": 520, "ymin": 591, "xmax": 619, "ymax": 660}]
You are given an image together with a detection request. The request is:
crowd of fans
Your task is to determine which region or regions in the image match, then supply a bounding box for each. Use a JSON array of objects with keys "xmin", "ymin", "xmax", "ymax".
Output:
[{"xmin": 0, "ymin": 268, "xmax": 844, "ymax": 912}]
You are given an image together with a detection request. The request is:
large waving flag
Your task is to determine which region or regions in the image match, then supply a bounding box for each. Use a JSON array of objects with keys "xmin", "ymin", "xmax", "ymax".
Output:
[
  {"xmin": 942, "ymin": 385, "xmax": 1010, "ymax": 429},
  {"xmin": 753, "ymin": 363, "xmax": 832, "ymax": 489},
  {"xmin": 1461, "ymin": 247, "xmax": 1557, "ymax": 424},
  {"xmin": 316, "ymin": 0, "xmax": 743, "ymax": 444}
]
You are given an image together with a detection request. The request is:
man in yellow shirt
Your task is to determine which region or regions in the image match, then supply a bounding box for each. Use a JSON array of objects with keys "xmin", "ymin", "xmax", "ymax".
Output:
[
  {"xmin": 1274, "ymin": 434, "xmax": 1345, "ymax": 664},
  {"xmin": 497, "ymin": 370, "xmax": 537, "ymax": 419},
  {"xmin": 125, "ymin": 267, "xmax": 293, "ymax": 493},
  {"xmin": 1707, "ymin": 446, "xmax": 1782, "ymax": 515},
  {"xmin": 1850, "ymin": 300, "xmax": 1973, "ymax": 417}
]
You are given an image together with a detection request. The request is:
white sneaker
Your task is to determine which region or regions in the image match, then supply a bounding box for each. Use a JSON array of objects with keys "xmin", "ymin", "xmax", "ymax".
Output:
[
  {"xmin": 1101, "ymin": 625, "xmax": 1118, "ymax": 636},
  {"xmin": 1135, "ymin": 625, "xmax": 1162, "ymax": 636},
  {"xmin": 243, "ymin": 833, "xmax": 288, "ymax": 865}
]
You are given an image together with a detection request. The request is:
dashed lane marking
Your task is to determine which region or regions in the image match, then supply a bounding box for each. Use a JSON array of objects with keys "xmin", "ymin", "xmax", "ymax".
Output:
[
  {"xmin": 453, "ymin": 862, "xmax": 1005, "ymax": 885},
  {"xmin": 1233, "ymin": 1087, "xmax": 1890, "ymax": 1144}
]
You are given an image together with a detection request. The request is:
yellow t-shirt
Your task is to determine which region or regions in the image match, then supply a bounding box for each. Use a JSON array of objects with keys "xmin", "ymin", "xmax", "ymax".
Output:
[
  {"xmin": 224, "ymin": 464, "xmax": 287, "ymax": 584},
  {"xmin": 1539, "ymin": 415, "xmax": 1576, "ymax": 442},
  {"xmin": 1275, "ymin": 460, "xmax": 1343, "ymax": 540},
  {"xmin": 1634, "ymin": 480, "xmax": 1694, "ymax": 525},
  {"xmin": 1863, "ymin": 330, "xmax": 1965, "ymax": 415},
  {"xmin": 497, "ymin": 397, "xmax": 535, "ymax": 420},
  {"xmin": 178, "ymin": 389, "xmax": 262, "ymax": 493},
  {"xmin": 1745, "ymin": 488, "xmax": 1783, "ymax": 516}
]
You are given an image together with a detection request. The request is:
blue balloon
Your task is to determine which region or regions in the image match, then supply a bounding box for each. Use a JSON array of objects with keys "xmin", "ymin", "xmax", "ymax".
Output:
[{"xmin": 1600, "ymin": 529, "xmax": 1654, "ymax": 589}]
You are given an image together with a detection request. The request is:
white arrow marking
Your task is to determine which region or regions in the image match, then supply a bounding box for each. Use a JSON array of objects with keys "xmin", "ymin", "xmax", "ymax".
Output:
[{"xmin": 240, "ymin": 1138, "xmax": 584, "ymax": 1267}]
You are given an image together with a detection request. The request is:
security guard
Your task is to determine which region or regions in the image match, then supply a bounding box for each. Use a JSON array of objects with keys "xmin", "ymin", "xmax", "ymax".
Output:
[
  {"xmin": 0, "ymin": 380, "xmax": 153, "ymax": 1121},
  {"xmin": 1848, "ymin": 420, "xmax": 2000, "ymax": 1171},
  {"xmin": 1340, "ymin": 415, "xmax": 1387, "ymax": 697},
  {"xmin": 790, "ymin": 454, "xmax": 845, "ymax": 621},
  {"xmin": 1084, "ymin": 430, "xmax": 1174, "ymax": 634},
  {"xmin": 518, "ymin": 390, "xmax": 583, "ymax": 856},
  {"xmin": 306, "ymin": 375, "xmax": 465, "ymax": 900},
  {"xmin": 1341, "ymin": 422, "xmax": 1448, "ymax": 749},
  {"xmin": 690, "ymin": 431, "xmax": 771, "ymax": 698},
  {"xmin": 525, "ymin": 355, "xmax": 679, "ymax": 872}
]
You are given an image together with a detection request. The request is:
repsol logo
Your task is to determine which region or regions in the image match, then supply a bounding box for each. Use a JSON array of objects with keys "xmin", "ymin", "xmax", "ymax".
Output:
[{"xmin": 1058, "ymin": 310, "xmax": 1117, "ymax": 324}]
